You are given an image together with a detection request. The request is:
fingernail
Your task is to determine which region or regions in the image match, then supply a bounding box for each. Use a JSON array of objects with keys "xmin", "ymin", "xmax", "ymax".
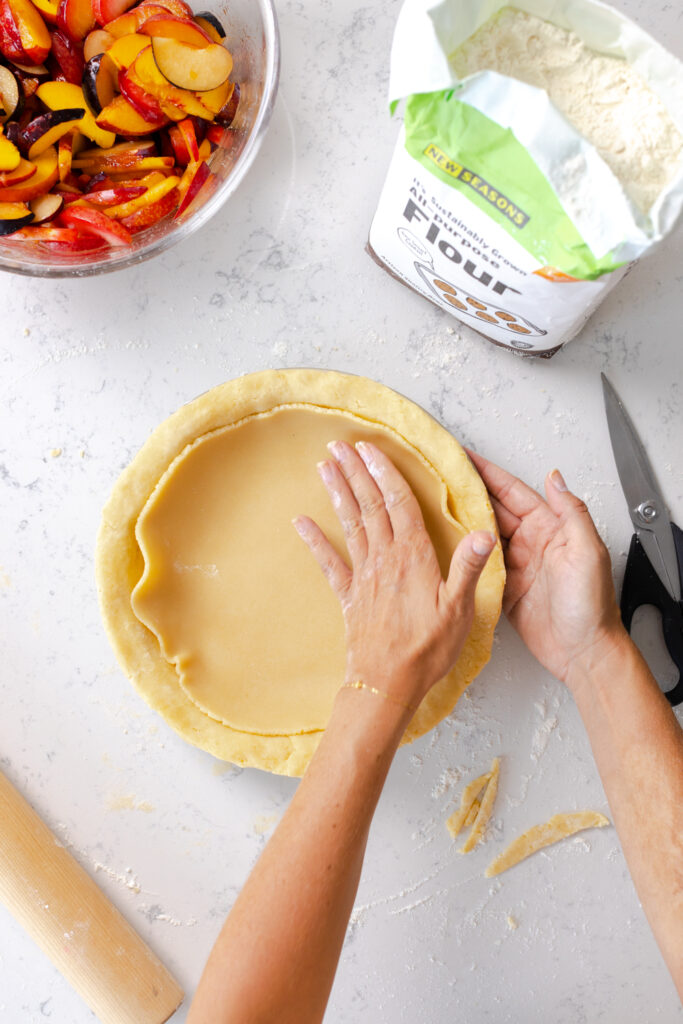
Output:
[
  {"xmin": 550, "ymin": 469, "xmax": 567, "ymax": 492},
  {"xmin": 317, "ymin": 460, "xmax": 334, "ymax": 484},
  {"xmin": 292, "ymin": 516, "xmax": 309, "ymax": 536},
  {"xmin": 327, "ymin": 440, "xmax": 345, "ymax": 461},
  {"xmin": 472, "ymin": 531, "xmax": 495, "ymax": 556},
  {"xmin": 356, "ymin": 441, "xmax": 380, "ymax": 475}
]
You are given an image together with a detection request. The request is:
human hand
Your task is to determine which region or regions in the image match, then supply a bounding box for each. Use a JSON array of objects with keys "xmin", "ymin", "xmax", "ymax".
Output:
[
  {"xmin": 468, "ymin": 450, "xmax": 626, "ymax": 690},
  {"xmin": 293, "ymin": 441, "xmax": 496, "ymax": 712}
]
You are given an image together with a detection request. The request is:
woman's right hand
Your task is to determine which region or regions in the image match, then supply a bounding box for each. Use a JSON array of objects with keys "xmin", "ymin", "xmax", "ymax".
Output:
[{"xmin": 468, "ymin": 450, "xmax": 627, "ymax": 691}]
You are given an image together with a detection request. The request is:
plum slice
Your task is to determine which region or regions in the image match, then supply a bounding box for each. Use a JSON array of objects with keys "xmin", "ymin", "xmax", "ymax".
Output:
[
  {"xmin": 0, "ymin": 64, "xmax": 21, "ymax": 121},
  {"xmin": 194, "ymin": 11, "xmax": 224, "ymax": 42},
  {"xmin": 23, "ymin": 107, "xmax": 84, "ymax": 159},
  {"xmin": 82, "ymin": 51, "xmax": 116, "ymax": 114},
  {"xmin": 29, "ymin": 189, "xmax": 62, "ymax": 220},
  {"xmin": 0, "ymin": 198, "xmax": 33, "ymax": 232},
  {"xmin": 151, "ymin": 36, "xmax": 231, "ymax": 91},
  {"xmin": 83, "ymin": 27, "xmax": 113, "ymax": 60}
]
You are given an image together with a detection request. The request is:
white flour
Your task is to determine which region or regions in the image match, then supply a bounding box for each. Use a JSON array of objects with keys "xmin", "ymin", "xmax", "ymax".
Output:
[{"xmin": 450, "ymin": 7, "xmax": 683, "ymax": 212}]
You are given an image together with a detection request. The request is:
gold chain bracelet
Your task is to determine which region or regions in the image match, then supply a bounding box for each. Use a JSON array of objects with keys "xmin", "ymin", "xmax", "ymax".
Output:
[{"xmin": 341, "ymin": 679, "xmax": 417, "ymax": 714}]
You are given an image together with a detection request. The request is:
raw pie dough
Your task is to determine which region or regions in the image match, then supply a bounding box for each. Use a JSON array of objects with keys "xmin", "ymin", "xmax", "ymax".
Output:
[
  {"xmin": 96, "ymin": 369, "xmax": 505, "ymax": 776},
  {"xmin": 485, "ymin": 811, "xmax": 610, "ymax": 877}
]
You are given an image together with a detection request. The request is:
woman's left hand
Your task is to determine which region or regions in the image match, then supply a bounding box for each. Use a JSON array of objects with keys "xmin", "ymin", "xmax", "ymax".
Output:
[{"xmin": 294, "ymin": 440, "xmax": 496, "ymax": 711}]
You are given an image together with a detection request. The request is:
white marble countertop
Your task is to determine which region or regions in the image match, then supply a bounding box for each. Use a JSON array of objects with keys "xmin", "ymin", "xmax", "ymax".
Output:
[{"xmin": 1, "ymin": 0, "xmax": 682, "ymax": 1021}]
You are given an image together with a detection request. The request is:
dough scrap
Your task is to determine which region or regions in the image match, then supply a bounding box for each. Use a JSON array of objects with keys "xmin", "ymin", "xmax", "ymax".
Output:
[
  {"xmin": 463, "ymin": 798, "xmax": 481, "ymax": 829},
  {"xmin": 95, "ymin": 370, "xmax": 505, "ymax": 776},
  {"xmin": 460, "ymin": 756, "xmax": 500, "ymax": 853},
  {"xmin": 446, "ymin": 771, "xmax": 491, "ymax": 838},
  {"xmin": 485, "ymin": 811, "xmax": 610, "ymax": 878}
]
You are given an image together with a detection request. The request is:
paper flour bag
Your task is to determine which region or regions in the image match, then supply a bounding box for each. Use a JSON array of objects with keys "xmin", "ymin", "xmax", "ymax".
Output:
[{"xmin": 368, "ymin": 0, "xmax": 683, "ymax": 356}]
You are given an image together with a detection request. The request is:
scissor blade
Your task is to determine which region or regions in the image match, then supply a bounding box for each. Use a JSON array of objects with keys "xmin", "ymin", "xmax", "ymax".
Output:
[{"xmin": 601, "ymin": 373, "xmax": 681, "ymax": 602}]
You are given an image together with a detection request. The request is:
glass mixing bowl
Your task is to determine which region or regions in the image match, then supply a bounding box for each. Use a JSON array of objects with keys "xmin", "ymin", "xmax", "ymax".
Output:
[{"xmin": 0, "ymin": 0, "xmax": 279, "ymax": 277}]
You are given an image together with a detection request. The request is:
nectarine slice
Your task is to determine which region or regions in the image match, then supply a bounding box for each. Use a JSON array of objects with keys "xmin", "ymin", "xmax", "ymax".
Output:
[
  {"xmin": 0, "ymin": 128, "xmax": 20, "ymax": 170},
  {"xmin": 8, "ymin": 0, "xmax": 51, "ymax": 63},
  {"xmin": 59, "ymin": 203, "xmax": 132, "ymax": 243},
  {"xmin": 37, "ymin": 80, "xmax": 115, "ymax": 148},
  {"xmin": 57, "ymin": 0, "xmax": 95, "ymax": 42},
  {"xmin": 96, "ymin": 92, "xmax": 167, "ymax": 133},
  {"xmin": 141, "ymin": 14, "xmax": 211, "ymax": 47}
]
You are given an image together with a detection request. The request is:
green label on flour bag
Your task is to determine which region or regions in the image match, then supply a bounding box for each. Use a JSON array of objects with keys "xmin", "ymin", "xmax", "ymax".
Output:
[{"xmin": 404, "ymin": 90, "xmax": 622, "ymax": 281}]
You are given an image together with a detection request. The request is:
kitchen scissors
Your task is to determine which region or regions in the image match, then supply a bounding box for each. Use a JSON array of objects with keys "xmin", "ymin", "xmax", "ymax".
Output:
[{"xmin": 602, "ymin": 374, "xmax": 683, "ymax": 705}]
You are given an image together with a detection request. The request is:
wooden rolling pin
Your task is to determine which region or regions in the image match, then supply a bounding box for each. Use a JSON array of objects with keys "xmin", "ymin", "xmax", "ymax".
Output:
[{"xmin": 0, "ymin": 770, "xmax": 184, "ymax": 1024}]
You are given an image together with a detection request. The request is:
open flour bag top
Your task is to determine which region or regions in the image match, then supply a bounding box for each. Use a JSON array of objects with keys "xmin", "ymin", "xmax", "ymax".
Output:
[{"xmin": 368, "ymin": 0, "xmax": 683, "ymax": 355}]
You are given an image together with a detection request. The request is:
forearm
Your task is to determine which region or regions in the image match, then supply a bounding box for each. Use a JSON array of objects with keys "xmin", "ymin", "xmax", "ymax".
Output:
[
  {"xmin": 569, "ymin": 630, "xmax": 683, "ymax": 995},
  {"xmin": 188, "ymin": 688, "xmax": 410, "ymax": 1024}
]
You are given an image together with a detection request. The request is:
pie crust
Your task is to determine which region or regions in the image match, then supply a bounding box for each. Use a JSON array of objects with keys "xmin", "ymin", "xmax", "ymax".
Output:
[{"xmin": 96, "ymin": 369, "xmax": 505, "ymax": 776}]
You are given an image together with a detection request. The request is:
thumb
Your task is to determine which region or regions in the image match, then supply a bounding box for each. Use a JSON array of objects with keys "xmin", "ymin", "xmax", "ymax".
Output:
[
  {"xmin": 445, "ymin": 530, "xmax": 496, "ymax": 609},
  {"xmin": 544, "ymin": 470, "xmax": 596, "ymax": 534}
]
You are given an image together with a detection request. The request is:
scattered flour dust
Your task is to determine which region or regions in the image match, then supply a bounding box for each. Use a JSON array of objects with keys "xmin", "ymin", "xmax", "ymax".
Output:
[{"xmin": 92, "ymin": 862, "xmax": 142, "ymax": 894}]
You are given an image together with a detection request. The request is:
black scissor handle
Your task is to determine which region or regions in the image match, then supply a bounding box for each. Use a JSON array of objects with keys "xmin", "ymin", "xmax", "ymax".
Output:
[{"xmin": 620, "ymin": 524, "xmax": 683, "ymax": 706}]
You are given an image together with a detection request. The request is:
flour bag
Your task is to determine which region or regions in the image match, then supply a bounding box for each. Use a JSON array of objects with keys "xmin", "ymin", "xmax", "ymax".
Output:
[{"xmin": 368, "ymin": 0, "xmax": 683, "ymax": 355}]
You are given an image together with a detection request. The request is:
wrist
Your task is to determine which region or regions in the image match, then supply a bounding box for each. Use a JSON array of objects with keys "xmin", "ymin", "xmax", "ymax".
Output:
[
  {"xmin": 565, "ymin": 624, "xmax": 637, "ymax": 699},
  {"xmin": 329, "ymin": 682, "xmax": 413, "ymax": 753}
]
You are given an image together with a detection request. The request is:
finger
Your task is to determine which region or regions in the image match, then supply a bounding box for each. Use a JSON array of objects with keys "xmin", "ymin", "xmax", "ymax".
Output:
[
  {"xmin": 544, "ymin": 470, "xmax": 598, "ymax": 538},
  {"xmin": 293, "ymin": 515, "xmax": 352, "ymax": 603},
  {"xmin": 444, "ymin": 530, "xmax": 496, "ymax": 610},
  {"xmin": 490, "ymin": 495, "xmax": 521, "ymax": 540},
  {"xmin": 317, "ymin": 458, "xmax": 368, "ymax": 564},
  {"xmin": 466, "ymin": 448, "xmax": 547, "ymax": 520},
  {"xmin": 355, "ymin": 441, "xmax": 427, "ymax": 539},
  {"xmin": 328, "ymin": 440, "xmax": 393, "ymax": 547}
]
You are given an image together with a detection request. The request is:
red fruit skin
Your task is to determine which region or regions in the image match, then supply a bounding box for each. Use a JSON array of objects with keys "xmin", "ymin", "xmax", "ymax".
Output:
[
  {"xmin": 177, "ymin": 117, "xmax": 198, "ymax": 161},
  {"xmin": 80, "ymin": 184, "xmax": 145, "ymax": 204},
  {"xmin": 59, "ymin": 204, "xmax": 133, "ymax": 244},
  {"xmin": 92, "ymin": 0, "xmax": 134, "ymax": 28},
  {"xmin": 205, "ymin": 122, "xmax": 225, "ymax": 147},
  {"xmin": 139, "ymin": 14, "xmax": 211, "ymax": 46},
  {"xmin": 168, "ymin": 124, "xmax": 190, "ymax": 165},
  {"xmin": 117, "ymin": 66, "xmax": 164, "ymax": 123},
  {"xmin": 189, "ymin": 114, "xmax": 206, "ymax": 145},
  {"xmin": 0, "ymin": 0, "xmax": 28, "ymax": 62},
  {"xmin": 50, "ymin": 28, "xmax": 85, "ymax": 83},
  {"xmin": 57, "ymin": 0, "xmax": 95, "ymax": 42},
  {"xmin": 138, "ymin": 0, "xmax": 192, "ymax": 18},
  {"xmin": 120, "ymin": 183, "xmax": 177, "ymax": 232},
  {"xmin": 175, "ymin": 158, "xmax": 209, "ymax": 217}
]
